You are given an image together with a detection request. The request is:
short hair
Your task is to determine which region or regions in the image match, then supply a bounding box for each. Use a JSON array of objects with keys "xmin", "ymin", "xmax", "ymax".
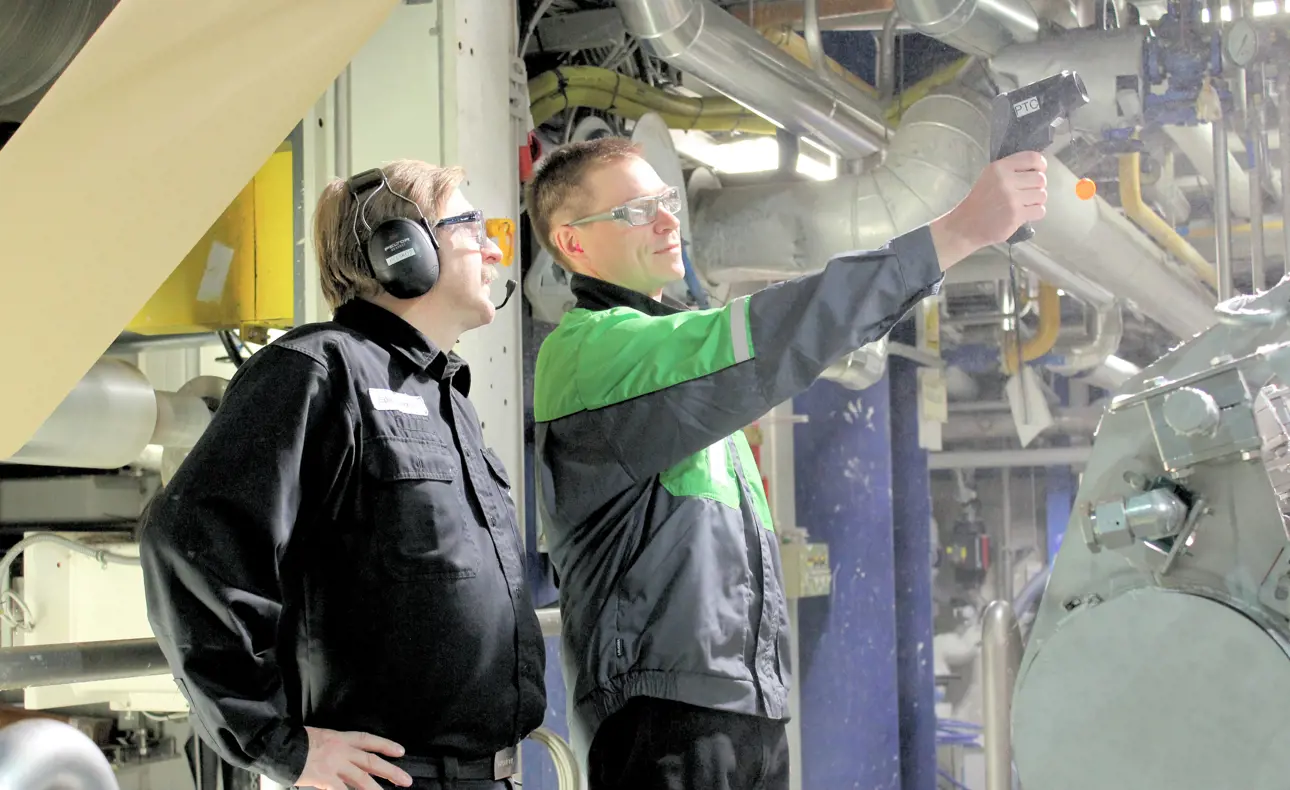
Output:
[
  {"xmin": 525, "ymin": 137, "xmax": 643, "ymax": 267},
  {"xmin": 313, "ymin": 159, "xmax": 465, "ymax": 310}
]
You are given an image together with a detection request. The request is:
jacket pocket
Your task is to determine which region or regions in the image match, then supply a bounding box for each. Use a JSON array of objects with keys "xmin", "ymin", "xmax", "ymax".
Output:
[{"xmin": 363, "ymin": 435, "xmax": 480, "ymax": 582}]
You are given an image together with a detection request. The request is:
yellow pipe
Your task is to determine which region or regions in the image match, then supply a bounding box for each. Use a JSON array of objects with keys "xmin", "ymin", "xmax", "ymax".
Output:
[
  {"xmin": 1003, "ymin": 284, "xmax": 1062, "ymax": 373},
  {"xmin": 1184, "ymin": 219, "xmax": 1285, "ymax": 238},
  {"xmin": 1118, "ymin": 153, "xmax": 1218, "ymax": 289},
  {"xmin": 528, "ymin": 67, "xmax": 776, "ymax": 134}
]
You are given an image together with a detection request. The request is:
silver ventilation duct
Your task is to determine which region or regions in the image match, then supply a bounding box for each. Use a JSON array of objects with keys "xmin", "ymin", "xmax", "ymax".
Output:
[
  {"xmin": 613, "ymin": 0, "xmax": 890, "ymax": 158},
  {"xmin": 895, "ymin": 0, "xmax": 1041, "ymax": 57},
  {"xmin": 691, "ymin": 93, "xmax": 990, "ymax": 279},
  {"xmin": 690, "ymin": 89, "xmax": 1217, "ymax": 340}
]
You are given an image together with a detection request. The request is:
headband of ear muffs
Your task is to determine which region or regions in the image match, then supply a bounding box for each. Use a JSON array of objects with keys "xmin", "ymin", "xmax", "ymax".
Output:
[{"xmin": 346, "ymin": 168, "xmax": 440, "ymax": 299}]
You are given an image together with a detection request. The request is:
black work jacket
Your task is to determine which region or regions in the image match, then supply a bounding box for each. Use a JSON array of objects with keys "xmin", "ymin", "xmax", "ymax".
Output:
[{"xmin": 140, "ymin": 299, "xmax": 546, "ymax": 786}]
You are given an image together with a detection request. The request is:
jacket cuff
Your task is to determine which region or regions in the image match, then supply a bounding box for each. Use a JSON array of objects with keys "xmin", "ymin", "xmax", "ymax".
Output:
[
  {"xmin": 252, "ymin": 725, "xmax": 310, "ymax": 787},
  {"xmin": 891, "ymin": 224, "xmax": 945, "ymax": 301}
]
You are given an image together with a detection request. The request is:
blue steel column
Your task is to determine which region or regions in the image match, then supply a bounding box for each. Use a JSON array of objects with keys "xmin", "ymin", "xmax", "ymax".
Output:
[
  {"xmin": 794, "ymin": 371, "xmax": 900, "ymax": 789},
  {"xmin": 1046, "ymin": 378, "xmax": 1074, "ymax": 564},
  {"xmin": 888, "ymin": 322, "xmax": 936, "ymax": 790}
]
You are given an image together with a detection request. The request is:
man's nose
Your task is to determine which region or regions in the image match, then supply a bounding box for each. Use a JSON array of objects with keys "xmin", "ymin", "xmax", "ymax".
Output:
[
  {"xmin": 482, "ymin": 236, "xmax": 503, "ymax": 264},
  {"xmin": 656, "ymin": 208, "xmax": 680, "ymax": 232}
]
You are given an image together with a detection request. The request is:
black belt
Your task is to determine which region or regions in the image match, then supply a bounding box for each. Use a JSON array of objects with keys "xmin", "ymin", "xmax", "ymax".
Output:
[{"xmin": 395, "ymin": 746, "xmax": 518, "ymax": 781}]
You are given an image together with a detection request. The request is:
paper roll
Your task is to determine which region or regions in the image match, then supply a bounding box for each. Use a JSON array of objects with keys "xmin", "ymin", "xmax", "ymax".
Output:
[{"xmin": 0, "ymin": 0, "xmax": 399, "ymax": 458}]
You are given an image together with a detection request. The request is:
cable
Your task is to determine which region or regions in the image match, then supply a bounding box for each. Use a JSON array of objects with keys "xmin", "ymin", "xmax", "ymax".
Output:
[
  {"xmin": 0, "ymin": 534, "xmax": 140, "ymax": 632},
  {"xmin": 938, "ymin": 769, "xmax": 975, "ymax": 790}
]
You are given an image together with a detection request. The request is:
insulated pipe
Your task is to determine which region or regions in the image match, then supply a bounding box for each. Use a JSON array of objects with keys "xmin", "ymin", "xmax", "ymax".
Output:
[
  {"xmin": 614, "ymin": 0, "xmax": 890, "ymax": 157},
  {"xmin": 528, "ymin": 66, "xmax": 776, "ymax": 133},
  {"xmin": 896, "ymin": 0, "xmax": 1040, "ymax": 57},
  {"xmin": 928, "ymin": 446, "xmax": 1092, "ymax": 469},
  {"xmin": 1214, "ymin": 116, "xmax": 1236, "ymax": 301},
  {"xmin": 1002, "ymin": 283, "xmax": 1061, "ymax": 373},
  {"xmin": 1281, "ymin": 69, "xmax": 1290, "ymax": 278},
  {"xmin": 691, "ymin": 93, "xmax": 990, "ymax": 280},
  {"xmin": 692, "ymin": 90, "xmax": 1213, "ymax": 338},
  {"xmin": 1164, "ymin": 124, "xmax": 1255, "ymax": 220},
  {"xmin": 0, "ymin": 718, "xmax": 119, "ymax": 790},
  {"xmin": 1118, "ymin": 153, "xmax": 1217, "ymax": 288},
  {"xmin": 942, "ymin": 406, "xmax": 1104, "ymax": 441},
  {"xmin": 1047, "ymin": 302, "xmax": 1125, "ymax": 374},
  {"xmin": 1083, "ymin": 355, "xmax": 1141, "ymax": 392},
  {"xmin": 1249, "ymin": 73, "xmax": 1268, "ymax": 290}
]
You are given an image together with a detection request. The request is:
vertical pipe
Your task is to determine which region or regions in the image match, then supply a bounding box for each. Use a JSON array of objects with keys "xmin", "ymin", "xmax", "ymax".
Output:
[
  {"xmin": 982, "ymin": 600, "xmax": 1024, "ymax": 790},
  {"xmin": 889, "ymin": 323, "xmax": 936, "ymax": 790},
  {"xmin": 878, "ymin": 10, "xmax": 902, "ymax": 102},
  {"xmin": 1248, "ymin": 66, "xmax": 1267, "ymax": 290},
  {"xmin": 1280, "ymin": 69, "xmax": 1290, "ymax": 279},
  {"xmin": 1000, "ymin": 469, "xmax": 1013, "ymax": 601},
  {"xmin": 803, "ymin": 0, "xmax": 833, "ymax": 83},
  {"xmin": 1214, "ymin": 114, "xmax": 1235, "ymax": 300}
]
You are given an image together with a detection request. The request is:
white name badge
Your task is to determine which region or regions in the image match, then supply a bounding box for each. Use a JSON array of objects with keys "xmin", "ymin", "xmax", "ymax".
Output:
[{"xmin": 368, "ymin": 388, "xmax": 429, "ymax": 417}]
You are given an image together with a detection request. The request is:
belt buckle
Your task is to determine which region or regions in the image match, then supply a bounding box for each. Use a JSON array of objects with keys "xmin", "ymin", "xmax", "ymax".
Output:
[{"xmin": 492, "ymin": 745, "xmax": 517, "ymax": 780}]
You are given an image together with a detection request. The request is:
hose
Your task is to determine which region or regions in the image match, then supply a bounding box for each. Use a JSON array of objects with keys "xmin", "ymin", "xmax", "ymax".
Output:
[
  {"xmin": 0, "ymin": 534, "xmax": 139, "ymax": 633},
  {"xmin": 529, "ymin": 66, "xmax": 776, "ymax": 134},
  {"xmin": 527, "ymin": 727, "xmax": 582, "ymax": 790}
]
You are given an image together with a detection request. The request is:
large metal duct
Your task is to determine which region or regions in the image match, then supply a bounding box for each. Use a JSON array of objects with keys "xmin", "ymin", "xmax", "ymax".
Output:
[
  {"xmin": 0, "ymin": 718, "xmax": 118, "ymax": 790},
  {"xmin": 691, "ymin": 93, "xmax": 989, "ymax": 279},
  {"xmin": 614, "ymin": 0, "xmax": 890, "ymax": 158},
  {"xmin": 689, "ymin": 91, "xmax": 1216, "ymax": 340},
  {"xmin": 895, "ymin": 0, "xmax": 1040, "ymax": 57}
]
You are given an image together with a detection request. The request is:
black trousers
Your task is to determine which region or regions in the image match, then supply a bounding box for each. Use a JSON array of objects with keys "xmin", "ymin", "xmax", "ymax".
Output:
[
  {"xmin": 588, "ymin": 697, "xmax": 790, "ymax": 790},
  {"xmin": 377, "ymin": 781, "xmax": 512, "ymax": 790}
]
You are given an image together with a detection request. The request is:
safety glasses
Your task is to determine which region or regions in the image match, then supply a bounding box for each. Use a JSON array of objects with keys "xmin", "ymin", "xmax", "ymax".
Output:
[{"xmin": 567, "ymin": 186, "xmax": 682, "ymax": 228}]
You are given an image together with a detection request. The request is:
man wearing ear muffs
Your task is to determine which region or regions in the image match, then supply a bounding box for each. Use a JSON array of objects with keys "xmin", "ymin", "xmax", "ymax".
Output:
[{"xmin": 140, "ymin": 160, "xmax": 544, "ymax": 790}]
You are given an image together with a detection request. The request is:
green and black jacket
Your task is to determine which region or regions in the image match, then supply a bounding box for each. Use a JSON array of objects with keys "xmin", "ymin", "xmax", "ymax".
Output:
[{"xmin": 533, "ymin": 225, "xmax": 944, "ymax": 759}]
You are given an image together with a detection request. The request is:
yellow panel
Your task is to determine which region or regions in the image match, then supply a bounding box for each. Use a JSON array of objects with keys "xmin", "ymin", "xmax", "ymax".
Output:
[
  {"xmin": 253, "ymin": 150, "xmax": 296, "ymax": 331},
  {"xmin": 128, "ymin": 151, "xmax": 295, "ymax": 335}
]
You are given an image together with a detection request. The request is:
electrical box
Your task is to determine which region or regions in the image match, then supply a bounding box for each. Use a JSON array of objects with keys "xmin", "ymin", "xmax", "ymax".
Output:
[
  {"xmin": 16, "ymin": 534, "xmax": 186, "ymax": 713},
  {"xmin": 780, "ymin": 542, "xmax": 832, "ymax": 598},
  {"xmin": 126, "ymin": 146, "xmax": 295, "ymax": 337}
]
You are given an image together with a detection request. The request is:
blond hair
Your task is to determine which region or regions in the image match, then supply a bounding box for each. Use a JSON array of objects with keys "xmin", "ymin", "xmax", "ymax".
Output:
[
  {"xmin": 313, "ymin": 159, "xmax": 465, "ymax": 310},
  {"xmin": 524, "ymin": 137, "xmax": 642, "ymax": 267}
]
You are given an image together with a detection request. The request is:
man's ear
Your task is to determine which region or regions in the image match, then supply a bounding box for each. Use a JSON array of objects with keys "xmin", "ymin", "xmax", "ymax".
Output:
[{"xmin": 552, "ymin": 226, "xmax": 584, "ymax": 263}]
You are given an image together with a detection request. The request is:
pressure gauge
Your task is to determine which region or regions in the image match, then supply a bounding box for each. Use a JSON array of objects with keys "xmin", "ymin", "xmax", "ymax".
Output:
[{"xmin": 1225, "ymin": 18, "xmax": 1266, "ymax": 67}]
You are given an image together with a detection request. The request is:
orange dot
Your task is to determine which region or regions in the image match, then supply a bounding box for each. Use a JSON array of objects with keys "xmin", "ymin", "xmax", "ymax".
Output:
[{"xmin": 1075, "ymin": 178, "xmax": 1097, "ymax": 200}]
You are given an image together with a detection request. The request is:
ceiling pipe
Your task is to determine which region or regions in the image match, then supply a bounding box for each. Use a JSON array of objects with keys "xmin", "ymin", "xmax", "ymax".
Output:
[
  {"xmin": 895, "ymin": 0, "xmax": 1040, "ymax": 57},
  {"xmin": 942, "ymin": 406, "xmax": 1104, "ymax": 441},
  {"xmin": 728, "ymin": 0, "xmax": 894, "ymax": 26},
  {"xmin": 929, "ymin": 445, "xmax": 1092, "ymax": 469},
  {"xmin": 690, "ymin": 89, "xmax": 1214, "ymax": 339},
  {"xmin": 614, "ymin": 0, "xmax": 891, "ymax": 158}
]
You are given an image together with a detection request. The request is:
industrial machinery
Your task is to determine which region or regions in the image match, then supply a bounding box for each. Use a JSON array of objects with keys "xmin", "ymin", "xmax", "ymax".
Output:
[{"xmin": 1012, "ymin": 280, "xmax": 1290, "ymax": 789}]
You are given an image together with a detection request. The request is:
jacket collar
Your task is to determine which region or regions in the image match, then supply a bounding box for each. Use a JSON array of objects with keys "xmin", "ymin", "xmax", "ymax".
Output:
[
  {"xmin": 333, "ymin": 299, "xmax": 471, "ymax": 395},
  {"xmin": 570, "ymin": 273, "xmax": 689, "ymax": 316}
]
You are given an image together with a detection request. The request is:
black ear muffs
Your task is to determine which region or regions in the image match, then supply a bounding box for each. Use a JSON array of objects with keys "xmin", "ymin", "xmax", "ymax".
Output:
[{"xmin": 347, "ymin": 168, "xmax": 440, "ymax": 299}]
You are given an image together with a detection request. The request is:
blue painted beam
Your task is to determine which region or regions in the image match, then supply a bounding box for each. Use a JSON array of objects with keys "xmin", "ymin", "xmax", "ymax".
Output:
[
  {"xmin": 889, "ymin": 322, "xmax": 936, "ymax": 790},
  {"xmin": 795, "ymin": 375, "xmax": 901, "ymax": 789}
]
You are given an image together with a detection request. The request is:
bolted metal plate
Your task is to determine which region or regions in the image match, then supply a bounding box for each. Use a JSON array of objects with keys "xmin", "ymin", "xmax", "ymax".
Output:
[{"xmin": 1013, "ymin": 588, "xmax": 1290, "ymax": 790}]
